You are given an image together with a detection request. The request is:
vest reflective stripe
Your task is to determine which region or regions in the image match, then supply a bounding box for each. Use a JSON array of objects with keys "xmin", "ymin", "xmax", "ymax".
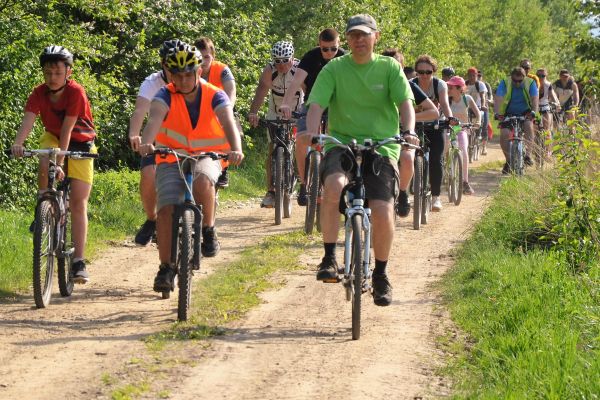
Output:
[
  {"xmin": 155, "ymin": 81, "xmax": 228, "ymax": 164},
  {"xmin": 500, "ymin": 76, "xmax": 534, "ymax": 114},
  {"xmin": 208, "ymin": 61, "xmax": 227, "ymax": 89}
]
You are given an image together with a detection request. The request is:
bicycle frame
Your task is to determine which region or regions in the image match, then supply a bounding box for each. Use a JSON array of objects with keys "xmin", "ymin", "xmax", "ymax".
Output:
[{"xmin": 502, "ymin": 116, "xmax": 527, "ymax": 175}]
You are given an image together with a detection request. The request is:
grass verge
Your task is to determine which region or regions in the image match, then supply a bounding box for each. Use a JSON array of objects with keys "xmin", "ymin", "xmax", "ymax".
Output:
[
  {"xmin": 101, "ymin": 231, "xmax": 314, "ymax": 399},
  {"xmin": 441, "ymin": 175, "xmax": 600, "ymax": 398}
]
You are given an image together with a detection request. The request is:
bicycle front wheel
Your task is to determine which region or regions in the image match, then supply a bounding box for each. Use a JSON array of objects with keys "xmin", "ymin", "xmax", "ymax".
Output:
[
  {"xmin": 33, "ymin": 200, "xmax": 56, "ymax": 308},
  {"xmin": 304, "ymin": 151, "xmax": 321, "ymax": 234},
  {"xmin": 274, "ymin": 146, "xmax": 284, "ymax": 225},
  {"xmin": 509, "ymin": 140, "xmax": 524, "ymax": 176},
  {"xmin": 177, "ymin": 209, "xmax": 194, "ymax": 321},
  {"xmin": 412, "ymin": 154, "xmax": 423, "ymax": 230},
  {"xmin": 452, "ymin": 151, "xmax": 463, "ymax": 206},
  {"xmin": 350, "ymin": 214, "xmax": 363, "ymax": 340}
]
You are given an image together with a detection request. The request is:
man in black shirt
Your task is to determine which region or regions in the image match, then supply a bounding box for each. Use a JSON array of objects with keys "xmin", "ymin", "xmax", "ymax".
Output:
[{"xmin": 280, "ymin": 28, "xmax": 345, "ymax": 206}]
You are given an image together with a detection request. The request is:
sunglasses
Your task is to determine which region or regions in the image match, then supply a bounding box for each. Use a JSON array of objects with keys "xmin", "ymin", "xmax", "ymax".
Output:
[
  {"xmin": 417, "ymin": 70, "xmax": 433, "ymax": 75},
  {"xmin": 273, "ymin": 58, "xmax": 290, "ymax": 64},
  {"xmin": 537, "ymin": 74, "xmax": 546, "ymax": 78},
  {"xmin": 320, "ymin": 46, "xmax": 338, "ymax": 53},
  {"xmin": 522, "ymin": 66, "xmax": 531, "ymax": 70},
  {"xmin": 512, "ymin": 79, "xmax": 524, "ymax": 83}
]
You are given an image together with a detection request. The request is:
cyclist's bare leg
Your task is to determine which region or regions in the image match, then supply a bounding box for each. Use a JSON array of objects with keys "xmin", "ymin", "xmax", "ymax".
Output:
[
  {"xmin": 500, "ymin": 127, "xmax": 511, "ymax": 161},
  {"xmin": 266, "ymin": 142, "xmax": 274, "ymax": 191},
  {"xmin": 140, "ymin": 164, "xmax": 157, "ymax": 221},
  {"xmin": 294, "ymin": 132, "xmax": 311, "ymax": 184},
  {"xmin": 157, "ymin": 205, "xmax": 174, "ymax": 263},
  {"xmin": 398, "ymin": 149, "xmax": 415, "ymax": 191},
  {"xmin": 457, "ymin": 129, "xmax": 469, "ymax": 182},
  {"xmin": 192, "ymin": 174, "xmax": 216, "ymax": 227},
  {"xmin": 320, "ymin": 172, "xmax": 347, "ymax": 243},
  {"xmin": 69, "ymin": 178, "xmax": 92, "ymax": 260},
  {"xmin": 369, "ymin": 199, "xmax": 394, "ymax": 261}
]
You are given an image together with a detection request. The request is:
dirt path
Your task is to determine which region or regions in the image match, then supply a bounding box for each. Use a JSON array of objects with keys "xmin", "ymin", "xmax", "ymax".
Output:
[{"xmin": 0, "ymin": 143, "xmax": 504, "ymax": 400}]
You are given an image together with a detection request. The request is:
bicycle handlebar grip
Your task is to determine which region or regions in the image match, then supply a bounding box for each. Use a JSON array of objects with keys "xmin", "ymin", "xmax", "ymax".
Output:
[{"xmin": 3, "ymin": 149, "xmax": 12, "ymax": 156}]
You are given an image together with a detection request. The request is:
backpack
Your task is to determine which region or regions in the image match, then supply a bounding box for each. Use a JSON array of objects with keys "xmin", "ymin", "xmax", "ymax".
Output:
[{"xmin": 411, "ymin": 76, "xmax": 440, "ymax": 101}]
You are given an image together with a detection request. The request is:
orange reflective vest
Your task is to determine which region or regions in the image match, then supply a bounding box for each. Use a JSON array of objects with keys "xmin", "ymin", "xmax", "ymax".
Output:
[
  {"xmin": 207, "ymin": 61, "xmax": 227, "ymax": 89},
  {"xmin": 155, "ymin": 81, "xmax": 228, "ymax": 164}
]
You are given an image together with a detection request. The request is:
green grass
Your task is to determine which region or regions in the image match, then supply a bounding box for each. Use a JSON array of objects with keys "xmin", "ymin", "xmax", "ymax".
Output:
[
  {"xmin": 0, "ymin": 138, "xmax": 269, "ymax": 296},
  {"xmin": 441, "ymin": 175, "xmax": 600, "ymax": 399}
]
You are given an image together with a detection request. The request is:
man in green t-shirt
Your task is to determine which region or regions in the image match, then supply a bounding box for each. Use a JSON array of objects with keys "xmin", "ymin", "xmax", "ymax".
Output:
[{"xmin": 305, "ymin": 14, "xmax": 416, "ymax": 306}]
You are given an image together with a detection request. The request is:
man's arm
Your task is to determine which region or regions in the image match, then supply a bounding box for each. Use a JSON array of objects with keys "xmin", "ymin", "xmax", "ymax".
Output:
[
  {"xmin": 247, "ymin": 65, "xmax": 272, "ymax": 127},
  {"xmin": 415, "ymin": 98, "xmax": 440, "ymax": 122},
  {"xmin": 468, "ymin": 97, "xmax": 482, "ymax": 126},
  {"xmin": 305, "ymin": 103, "xmax": 324, "ymax": 136},
  {"xmin": 57, "ymin": 115, "xmax": 78, "ymax": 166},
  {"xmin": 215, "ymin": 105, "xmax": 244, "ymax": 166},
  {"xmin": 128, "ymin": 96, "xmax": 151, "ymax": 151},
  {"xmin": 280, "ymin": 68, "xmax": 308, "ymax": 119},
  {"xmin": 140, "ymin": 100, "xmax": 169, "ymax": 154},
  {"xmin": 438, "ymin": 85, "xmax": 453, "ymax": 118},
  {"xmin": 222, "ymin": 80, "xmax": 237, "ymax": 106},
  {"xmin": 11, "ymin": 111, "xmax": 37, "ymax": 157},
  {"xmin": 572, "ymin": 81, "xmax": 580, "ymax": 107}
]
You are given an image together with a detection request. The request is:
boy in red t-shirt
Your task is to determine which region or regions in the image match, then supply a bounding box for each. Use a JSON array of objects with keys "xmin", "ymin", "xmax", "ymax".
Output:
[{"xmin": 11, "ymin": 45, "xmax": 97, "ymax": 283}]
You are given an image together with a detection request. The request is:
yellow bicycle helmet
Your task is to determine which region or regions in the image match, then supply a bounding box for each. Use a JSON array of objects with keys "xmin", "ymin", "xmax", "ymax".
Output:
[{"xmin": 165, "ymin": 42, "xmax": 200, "ymax": 73}]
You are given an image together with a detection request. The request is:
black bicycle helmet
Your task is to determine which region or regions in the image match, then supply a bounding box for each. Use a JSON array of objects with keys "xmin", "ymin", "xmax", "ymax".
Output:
[
  {"xmin": 39, "ymin": 45, "xmax": 73, "ymax": 67},
  {"xmin": 442, "ymin": 66, "xmax": 455, "ymax": 77},
  {"xmin": 159, "ymin": 39, "xmax": 183, "ymax": 62}
]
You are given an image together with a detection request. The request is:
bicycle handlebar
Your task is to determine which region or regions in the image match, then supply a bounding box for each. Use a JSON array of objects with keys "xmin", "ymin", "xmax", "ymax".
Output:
[
  {"xmin": 311, "ymin": 134, "xmax": 420, "ymax": 152},
  {"xmin": 258, "ymin": 118, "xmax": 297, "ymax": 127},
  {"xmin": 152, "ymin": 148, "xmax": 228, "ymax": 161},
  {"xmin": 4, "ymin": 148, "xmax": 98, "ymax": 159}
]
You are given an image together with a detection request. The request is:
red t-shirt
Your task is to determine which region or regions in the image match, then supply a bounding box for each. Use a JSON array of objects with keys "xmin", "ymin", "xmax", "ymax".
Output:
[{"xmin": 24, "ymin": 80, "xmax": 96, "ymax": 142}]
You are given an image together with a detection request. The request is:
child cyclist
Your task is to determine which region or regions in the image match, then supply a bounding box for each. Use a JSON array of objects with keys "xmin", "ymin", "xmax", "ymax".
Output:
[{"xmin": 11, "ymin": 45, "xmax": 97, "ymax": 283}]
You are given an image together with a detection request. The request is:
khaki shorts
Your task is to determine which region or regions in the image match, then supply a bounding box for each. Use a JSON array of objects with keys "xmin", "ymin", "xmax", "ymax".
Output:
[
  {"xmin": 320, "ymin": 147, "xmax": 399, "ymax": 202},
  {"xmin": 40, "ymin": 132, "xmax": 96, "ymax": 185},
  {"xmin": 155, "ymin": 158, "xmax": 222, "ymax": 210}
]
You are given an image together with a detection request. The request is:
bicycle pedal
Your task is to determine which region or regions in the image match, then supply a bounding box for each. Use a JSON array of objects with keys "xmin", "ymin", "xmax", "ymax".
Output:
[{"xmin": 321, "ymin": 277, "xmax": 341, "ymax": 283}]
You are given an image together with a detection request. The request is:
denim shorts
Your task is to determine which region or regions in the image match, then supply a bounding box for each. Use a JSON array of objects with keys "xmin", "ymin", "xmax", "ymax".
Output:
[{"xmin": 140, "ymin": 154, "xmax": 156, "ymax": 169}]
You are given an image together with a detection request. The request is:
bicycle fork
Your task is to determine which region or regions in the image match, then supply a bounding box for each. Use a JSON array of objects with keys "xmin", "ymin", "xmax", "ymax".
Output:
[{"xmin": 343, "ymin": 206, "xmax": 372, "ymax": 293}]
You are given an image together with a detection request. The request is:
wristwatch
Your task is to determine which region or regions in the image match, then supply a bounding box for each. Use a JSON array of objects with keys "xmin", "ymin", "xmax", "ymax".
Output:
[{"xmin": 401, "ymin": 129, "xmax": 417, "ymax": 137}]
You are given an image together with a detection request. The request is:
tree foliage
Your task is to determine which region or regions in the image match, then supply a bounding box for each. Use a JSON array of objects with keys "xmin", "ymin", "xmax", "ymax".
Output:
[{"xmin": 0, "ymin": 0, "xmax": 596, "ymax": 207}]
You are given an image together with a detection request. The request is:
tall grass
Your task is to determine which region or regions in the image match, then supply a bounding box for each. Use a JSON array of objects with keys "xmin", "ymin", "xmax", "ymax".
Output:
[{"xmin": 442, "ymin": 174, "xmax": 600, "ymax": 398}]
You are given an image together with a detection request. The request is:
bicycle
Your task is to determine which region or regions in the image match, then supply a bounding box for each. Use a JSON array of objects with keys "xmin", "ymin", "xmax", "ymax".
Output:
[
  {"xmin": 259, "ymin": 118, "xmax": 297, "ymax": 225},
  {"xmin": 443, "ymin": 121, "xmax": 470, "ymax": 206},
  {"xmin": 412, "ymin": 122, "xmax": 433, "ymax": 231},
  {"xmin": 5, "ymin": 147, "xmax": 98, "ymax": 308},
  {"xmin": 500, "ymin": 115, "xmax": 528, "ymax": 176},
  {"xmin": 153, "ymin": 148, "xmax": 227, "ymax": 322},
  {"xmin": 312, "ymin": 134, "xmax": 416, "ymax": 340},
  {"xmin": 467, "ymin": 121, "xmax": 481, "ymax": 163}
]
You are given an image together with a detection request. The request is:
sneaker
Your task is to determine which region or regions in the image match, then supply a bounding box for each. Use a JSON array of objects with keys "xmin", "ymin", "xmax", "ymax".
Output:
[
  {"xmin": 261, "ymin": 191, "xmax": 275, "ymax": 208},
  {"xmin": 502, "ymin": 162, "xmax": 510, "ymax": 175},
  {"xmin": 71, "ymin": 260, "xmax": 89, "ymax": 284},
  {"xmin": 134, "ymin": 219, "xmax": 156, "ymax": 246},
  {"xmin": 463, "ymin": 181, "xmax": 475, "ymax": 195},
  {"xmin": 316, "ymin": 257, "xmax": 340, "ymax": 282},
  {"xmin": 297, "ymin": 184, "xmax": 307, "ymax": 206},
  {"xmin": 524, "ymin": 154, "xmax": 533, "ymax": 166},
  {"xmin": 395, "ymin": 190, "xmax": 410, "ymax": 218},
  {"xmin": 216, "ymin": 167, "xmax": 229, "ymax": 188},
  {"xmin": 153, "ymin": 263, "xmax": 176, "ymax": 292},
  {"xmin": 432, "ymin": 196, "xmax": 443, "ymax": 212},
  {"xmin": 372, "ymin": 274, "xmax": 393, "ymax": 306},
  {"xmin": 201, "ymin": 226, "xmax": 220, "ymax": 257},
  {"xmin": 481, "ymin": 143, "xmax": 487, "ymax": 156}
]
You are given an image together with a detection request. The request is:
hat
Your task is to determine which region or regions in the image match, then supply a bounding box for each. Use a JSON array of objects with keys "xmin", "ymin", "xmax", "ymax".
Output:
[
  {"xmin": 345, "ymin": 14, "xmax": 378, "ymax": 34},
  {"xmin": 467, "ymin": 67, "xmax": 478, "ymax": 74},
  {"xmin": 447, "ymin": 76, "xmax": 466, "ymax": 87}
]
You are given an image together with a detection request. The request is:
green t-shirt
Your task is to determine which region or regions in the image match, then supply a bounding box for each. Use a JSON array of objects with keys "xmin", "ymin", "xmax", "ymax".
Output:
[{"xmin": 306, "ymin": 53, "xmax": 414, "ymax": 161}]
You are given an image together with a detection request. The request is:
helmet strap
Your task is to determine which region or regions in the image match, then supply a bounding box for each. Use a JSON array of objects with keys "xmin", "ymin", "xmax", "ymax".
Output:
[{"xmin": 48, "ymin": 80, "xmax": 68, "ymax": 94}]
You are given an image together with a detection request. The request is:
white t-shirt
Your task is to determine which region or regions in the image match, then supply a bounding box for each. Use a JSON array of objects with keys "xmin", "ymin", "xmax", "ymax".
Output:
[
  {"xmin": 138, "ymin": 71, "xmax": 167, "ymax": 101},
  {"xmin": 466, "ymin": 81, "xmax": 487, "ymax": 108},
  {"xmin": 450, "ymin": 94, "xmax": 476, "ymax": 124},
  {"xmin": 266, "ymin": 59, "xmax": 304, "ymax": 119}
]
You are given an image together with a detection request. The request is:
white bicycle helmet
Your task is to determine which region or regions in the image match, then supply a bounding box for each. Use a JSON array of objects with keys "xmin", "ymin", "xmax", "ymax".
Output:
[{"xmin": 271, "ymin": 41, "xmax": 294, "ymax": 60}]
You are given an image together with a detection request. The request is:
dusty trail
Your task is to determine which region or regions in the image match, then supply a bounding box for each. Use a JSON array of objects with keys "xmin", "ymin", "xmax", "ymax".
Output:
[{"xmin": 0, "ymin": 143, "xmax": 504, "ymax": 400}]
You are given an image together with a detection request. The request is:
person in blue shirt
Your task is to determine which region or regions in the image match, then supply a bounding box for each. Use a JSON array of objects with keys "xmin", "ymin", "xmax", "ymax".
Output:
[{"xmin": 494, "ymin": 66, "xmax": 539, "ymax": 173}]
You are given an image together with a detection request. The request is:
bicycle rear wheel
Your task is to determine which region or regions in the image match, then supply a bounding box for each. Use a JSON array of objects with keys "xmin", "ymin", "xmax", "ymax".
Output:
[
  {"xmin": 274, "ymin": 146, "xmax": 284, "ymax": 225},
  {"xmin": 447, "ymin": 156, "xmax": 455, "ymax": 204},
  {"xmin": 33, "ymin": 200, "xmax": 56, "ymax": 308},
  {"xmin": 452, "ymin": 151, "xmax": 463, "ymax": 206},
  {"xmin": 57, "ymin": 212, "xmax": 73, "ymax": 297},
  {"xmin": 421, "ymin": 158, "xmax": 431, "ymax": 225},
  {"xmin": 412, "ymin": 154, "xmax": 423, "ymax": 230},
  {"xmin": 350, "ymin": 214, "xmax": 363, "ymax": 340},
  {"xmin": 177, "ymin": 209, "xmax": 194, "ymax": 321},
  {"xmin": 304, "ymin": 151, "xmax": 321, "ymax": 234}
]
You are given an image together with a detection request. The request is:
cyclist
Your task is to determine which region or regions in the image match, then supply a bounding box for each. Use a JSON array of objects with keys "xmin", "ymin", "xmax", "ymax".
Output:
[
  {"xmin": 536, "ymin": 67, "xmax": 560, "ymax": 153},
  {"xmin": 494, "ymin": 66, "xmax": 539, "ymax": 173},
  {"xmin": 279, "ymin": 28, "xmax": 345, "ymax": 206},
  {"xmin": 552, "ymin": 69, "xmax": 579, "ymax": 121},
  {"xmin": 520, "ymin": 59, "xmax": 541, "ymax": 89},
  {"xmin": 404, "ymin": 66, "xmax": 416, "ymax": 80},
  {"xmin": 248, "ymin": 41, "xmax": 303, "ymax": 208},
  {"xmin": 441, "ymin": 66, "xmax": 455, "ymax": 82},
  {"xmin": 194, "ymin": 36, "xmax": 239, "ymax": 188},
  {"xmin": 128, "ymin": 40, "xmax": 178, "ymax": 246},
  {"xmin": 139, "ymin": 42, "xmax": 244, "ymax": 292},
  {"xmin": 465, "ymin": 67, "xmax": 488, "ymax": 155},
  {"xmin": 447, "ymin": 76, "xmax": 481, "ymax": 195},
  {"xmin": 382, "ymin": 48, "xmax": 439, "ymax": 217},
  {"xmin": 11, "ymin": 45, "xmax": 97, "ymax": 283},
  {"xmin": 411, "ymin": 54, "xmax": 455, "ymax": 212},
  {"xmin": 305, "ymin": 14, "xmax": 416, "ymax": 306},
  {"xmin": 478, "ymin": 70, "xmax": 494, "ymax": 154}
]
